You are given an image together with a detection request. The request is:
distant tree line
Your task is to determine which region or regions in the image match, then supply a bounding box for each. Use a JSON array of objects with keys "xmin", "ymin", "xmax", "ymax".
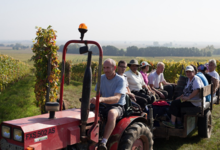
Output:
[
  {"xmin": 12, "ymin": 43, "xmax": 29, "ymax": 50},
  {"xmin": 0, "ymin": 43, "xmax": 29, "ymax": 50},
  {"xmin": 213, "ymin": 49, "xmax": 220, "ymax": 55},
  {"xmin": 58, "ymin": 44, "xmax": 215, "ymax": 57}
]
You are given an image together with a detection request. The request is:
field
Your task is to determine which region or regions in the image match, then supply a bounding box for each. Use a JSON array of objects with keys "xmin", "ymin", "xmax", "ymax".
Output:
[
  {"xmin": 1, "ymin": 49, "xmax": 220, "ymax": 65},
  {"xmin": 1, "ymin": 48, "xmax": 220, "ymax": 149}
]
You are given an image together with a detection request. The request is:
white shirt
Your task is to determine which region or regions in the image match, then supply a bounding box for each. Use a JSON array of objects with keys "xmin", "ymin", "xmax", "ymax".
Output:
[
  {"xmin": 208, "ymin": 70, "xmax": 220, "ymax": 80},
  {"xmin": 124, "ymin": 70, "xmax": 145, "ymax": 92},
  {"xmin": 184, "ymin": 75, "xmax": 205, "ymax": 107},
  {"xmin": 208, "ymin": 70, "xmax": 219, "ymax": 96},
  {"xmin": 148, "ymin": 71, "xmax": 166, "ymax": 88},
  {"xmin": 120, "ymin": 74, "xmax": 129, "ymax": 93}
]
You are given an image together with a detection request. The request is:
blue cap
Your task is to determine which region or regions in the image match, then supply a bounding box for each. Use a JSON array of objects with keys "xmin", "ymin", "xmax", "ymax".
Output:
[{"xmin": 198, "ymin": 64, "xmax": 206, "ymax": 71}]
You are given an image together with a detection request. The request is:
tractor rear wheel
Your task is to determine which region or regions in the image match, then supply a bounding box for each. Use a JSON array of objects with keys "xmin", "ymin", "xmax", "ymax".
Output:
[{"xmin": 118, "ymin": 122, "xmax": 153, "ymax": 150}]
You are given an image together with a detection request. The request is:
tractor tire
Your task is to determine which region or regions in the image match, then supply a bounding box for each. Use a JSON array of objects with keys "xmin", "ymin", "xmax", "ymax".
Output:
[
  {"xmin": 198, "ymin": 110, "xmax": 212, "ymax": 138},
  {"xmin": 118, "ymin": 122, "xmax": 153, "ymax": 150}
]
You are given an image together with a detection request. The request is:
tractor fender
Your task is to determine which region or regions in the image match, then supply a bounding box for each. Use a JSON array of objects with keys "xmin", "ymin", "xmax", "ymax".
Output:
[{"xmin": 107, "ymin": 116, "xmax": 148, "ymax": 150}]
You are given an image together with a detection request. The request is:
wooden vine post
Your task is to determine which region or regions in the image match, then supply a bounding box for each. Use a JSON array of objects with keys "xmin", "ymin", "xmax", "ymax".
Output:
[{"xmin": 32, "ymin": 26, "xmax": 60, "ymax": 113}]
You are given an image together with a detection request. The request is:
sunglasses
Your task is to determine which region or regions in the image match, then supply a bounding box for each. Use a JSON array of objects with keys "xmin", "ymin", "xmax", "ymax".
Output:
[{"xmin": 119, "ymin": 66, "xmax": 127, "ymax": 69}]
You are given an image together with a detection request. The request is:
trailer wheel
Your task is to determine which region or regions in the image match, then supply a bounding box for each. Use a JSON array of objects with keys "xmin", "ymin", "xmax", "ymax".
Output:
[
  {"xmin": 198, "ymin": 110, "xmax": 212, "ymax": 138},
  {"xmin": 118, "ymin": 122, "xmax": 153, "ymax": 150}
]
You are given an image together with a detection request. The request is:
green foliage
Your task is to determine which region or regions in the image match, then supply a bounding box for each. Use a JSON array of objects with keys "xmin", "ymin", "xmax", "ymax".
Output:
[
  {"xmin": 71, "ymin": 61, "xmax": 99, "ymax": 82},
  {"xmin": 0, "ymin": 75, "xmax": 40, "ymax": 123},
  {"xmin": 0, "ymin": 54, "xmax": 31, "ymax": 91},
  {"xmin": 32, "ymin": 26, "xmax": 60, "ymax": 112},
  {"xmin": 58, "ymin": 60, "xmax": 72, "ymax": 85}
]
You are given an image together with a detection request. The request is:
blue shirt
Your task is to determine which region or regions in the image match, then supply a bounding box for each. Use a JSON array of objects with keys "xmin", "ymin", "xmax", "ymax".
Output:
[
  {"xmin": 95, "ymin": 74, "xmax": 126, "ymax": 105},
  {"xmin": 196, "ymin": 72, "xmax": 211, "ymax": 102}
]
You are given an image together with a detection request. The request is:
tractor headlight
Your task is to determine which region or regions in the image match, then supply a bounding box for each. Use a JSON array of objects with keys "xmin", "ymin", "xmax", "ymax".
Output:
[
  {"xmin": 13, "ymin": 128, "xmax": 23, "ymax": 142},
  {"xmin": 1, "ymin": 125, "xmax": 11, "ymax": 138}
]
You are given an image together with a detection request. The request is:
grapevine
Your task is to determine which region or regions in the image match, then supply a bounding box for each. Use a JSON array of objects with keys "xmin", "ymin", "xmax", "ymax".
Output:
[
  {"xmin": 32, "ymin": 26, "xmax": 60, "ymax": 112},
  {"xmin": 0, "ymin": 54, "xmax": 31, "ymax": 91}
]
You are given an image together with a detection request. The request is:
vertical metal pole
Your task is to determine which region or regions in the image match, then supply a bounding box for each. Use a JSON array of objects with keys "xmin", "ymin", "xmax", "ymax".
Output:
[
  {"xmin": 94, "ymin": 68, "xmax": 97, "ymax": 84},
  {"xmin": 210, "ymin": 83, "xmax": 213, "ymax": 111},
  {"xmin": 149, "ymin": 106, "xmax": 154, "ymax": 133},
  {"xmin": 45, "ymin": 55, "xmax": 51, "ymax": 112}
]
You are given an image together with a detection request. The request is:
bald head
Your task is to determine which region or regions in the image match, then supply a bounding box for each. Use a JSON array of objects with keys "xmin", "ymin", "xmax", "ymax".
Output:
[
  {"xmin": 104, "ymin": 58, "xmax": 116, "ymax": 67},
  {"xmin": 103, "ymin": 58, "xmax": 116, "ymax": 79}
]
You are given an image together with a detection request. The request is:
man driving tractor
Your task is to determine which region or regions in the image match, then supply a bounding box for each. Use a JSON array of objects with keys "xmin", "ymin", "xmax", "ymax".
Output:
[{"xmin": 90, "ymin": 58, "xmax": 126, "ymax": 150}]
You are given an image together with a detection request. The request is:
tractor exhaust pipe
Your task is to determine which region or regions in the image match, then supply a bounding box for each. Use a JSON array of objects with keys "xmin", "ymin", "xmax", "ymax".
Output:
[{"xmin": 80, "ymin": 50, "xmax": 92, "ymax": 141}]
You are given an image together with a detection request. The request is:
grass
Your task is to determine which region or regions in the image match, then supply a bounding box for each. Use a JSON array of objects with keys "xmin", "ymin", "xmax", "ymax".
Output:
[
  {"xmin": 0, "ymin": 75, "xmax": 40, "ymax": 122},
  {"xmin": 60, "ymin": 80, "xmax": 96, "ymax": 109}
]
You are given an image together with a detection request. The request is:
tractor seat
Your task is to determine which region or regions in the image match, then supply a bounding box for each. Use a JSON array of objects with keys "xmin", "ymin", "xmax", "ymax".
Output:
[
  {"xmin": 123, "ymin": 94, "xmax": 133, "ymax": 117},
  {"xmin": 123, "ymin": 94, "xmax": 142, "ymax": 117}
]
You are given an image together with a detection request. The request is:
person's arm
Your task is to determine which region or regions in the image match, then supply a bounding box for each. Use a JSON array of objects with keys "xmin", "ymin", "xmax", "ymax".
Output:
[
  {"xmin": 126, "ymin": 87, "xmax": 136, "ymax": 101},
  {"xmin": 90, "ymin": 93, "xmax": 121, "ymax": 105},
  {"xmin": 147, "ymin": 85, "xmax": 155, "ymax": 94},
  {"xmin": 181, "ymin": 89, "xmax": 199, "ymax": 101},
  {"xmin": 162, "ymin": 80, "xmax": 170, "ymax": 85},
  {"xmin": 175, "ymin": 94, "xmax": 183, "ymax": 100},
  {"xmin": 149, "ymin": 84, "xmax": 165, "ymax": 99}
]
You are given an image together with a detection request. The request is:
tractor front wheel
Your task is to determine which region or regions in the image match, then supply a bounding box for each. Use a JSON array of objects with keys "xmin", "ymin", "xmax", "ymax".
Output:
[{"xmin": 118, "ymin": 122, "xmax": 153, "ymax": 150}]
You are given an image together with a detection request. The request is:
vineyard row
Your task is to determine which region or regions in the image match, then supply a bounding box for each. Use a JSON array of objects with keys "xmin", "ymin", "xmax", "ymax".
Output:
[{"xmin": 0, "ymin": 54, "xmax": 31, "ymax": 91}]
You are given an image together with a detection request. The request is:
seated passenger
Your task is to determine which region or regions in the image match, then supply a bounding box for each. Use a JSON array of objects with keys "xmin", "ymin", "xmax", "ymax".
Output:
[
  {"xmin": 196, "ymin": 65, "xmax": 211, "ymax": 102},
  {"xmin": 90, "ymin": 58, "xmax": 126, "ymax": 150},
  {"xmin": 208, "ymin": 59, "xmax": 220, "ymax": 80},
  {"xmin": 140, "ymin": 61, "xmax": 151, "ymax": 85},
  {"xmin": 117, "ymin": 60, "xmax": 149, "ymax": 111},
  {"xmin": 148, "ymin": 62, "xmax": 174, "ymax": 100},
  {"xmin": 140, "ymin": 61, "xmax": 159, "ymax": 99},
  {"xmin": 162, "ymin": 66, "xmax": 205, "ymax": 128},
  {"xmin": 208, "ymin": 59, "xmax": 220, "ymax": 94},
  {"xmin": 125, "ymin": 59, "xmax": 155, "ymax": 105}
]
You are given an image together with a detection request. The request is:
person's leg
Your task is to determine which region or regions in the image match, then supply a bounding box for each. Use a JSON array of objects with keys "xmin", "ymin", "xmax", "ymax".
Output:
[
  {"xmin": 103, "ymin": 109, "xmax": 118, "ymax": 139},
  {"xmin": 158, "ymin": 88, "xmax": 168, "ymax": 99},
  {"xmin": 163, "ymin": 99, "xmax": 182, "ymax": 128},
  {"xmin": 171, "ymin": 114, "xmax": 176, "ymax": 124},
  {"xmin": 169, "ymin": 99, "xmax": 182, "ymax": 118},
  {"xmin": 132, "ymin": 91, "xmax": 150, "ymax": 105},
  {"xmin": 134, "ymin": 95, "xmax": 149, "ymax": 111},
  {"xmin": 100, "ymin": 106, "xmax": 123, "ymax": 149},
  {"xmin": 164, "ymin": 85, "xmax": 174, "ymax": 100}
]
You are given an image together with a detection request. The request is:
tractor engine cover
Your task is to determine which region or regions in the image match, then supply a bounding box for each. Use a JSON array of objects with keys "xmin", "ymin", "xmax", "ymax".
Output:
[{"xmin": 0, "ymin": 109, "xmax": 95, "ymax": 150}]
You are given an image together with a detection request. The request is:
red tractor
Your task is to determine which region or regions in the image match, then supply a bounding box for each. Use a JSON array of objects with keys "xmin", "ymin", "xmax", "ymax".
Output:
[{"xmin": 0, "ymin": 24, "xmax": 154, "ymax": 150}]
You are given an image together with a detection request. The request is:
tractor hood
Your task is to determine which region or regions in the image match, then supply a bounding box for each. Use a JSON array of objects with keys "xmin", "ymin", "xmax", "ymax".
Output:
[
  {"xmin": 0, "ymin": 109, "xmax": 95, "ymax": 150},
  {"xmin": 2, "ymin": 108, "xmax": 95, "ymax": 133}
]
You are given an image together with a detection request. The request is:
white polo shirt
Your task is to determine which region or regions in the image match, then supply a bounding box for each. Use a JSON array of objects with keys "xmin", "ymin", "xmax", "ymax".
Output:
[
  {"xmin": 124, "ymin": 69, "xmax": 145, "ymax": 92},
  {"xmin": 208, "ymin": 70, "xmax": 220, "ymax": 80},
  {"xmin": 148, "ymin": 71, "xmax": 166, "ymax": 88}
]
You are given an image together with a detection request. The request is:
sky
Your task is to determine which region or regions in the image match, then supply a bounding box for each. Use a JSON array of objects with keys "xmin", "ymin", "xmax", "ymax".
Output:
[{"xmin": 1, "ymin": 0, "xmax": 220, "ymax": 42}]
